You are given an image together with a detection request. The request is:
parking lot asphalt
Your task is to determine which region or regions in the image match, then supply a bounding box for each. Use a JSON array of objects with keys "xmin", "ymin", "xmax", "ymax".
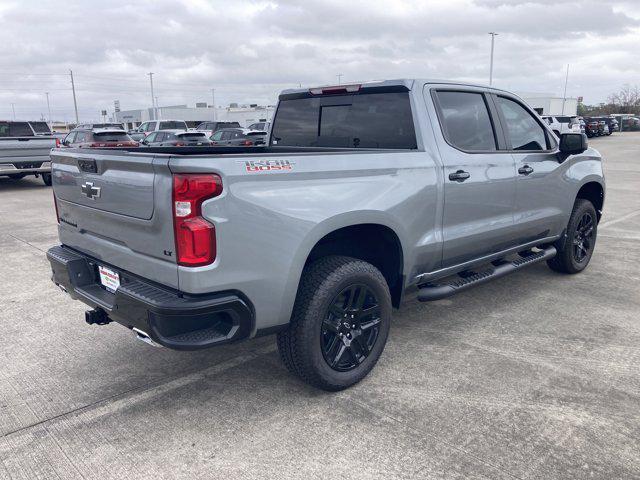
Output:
[{"xmin": 1, "ymin": 134, "xmax": 639, "ymax": 480}]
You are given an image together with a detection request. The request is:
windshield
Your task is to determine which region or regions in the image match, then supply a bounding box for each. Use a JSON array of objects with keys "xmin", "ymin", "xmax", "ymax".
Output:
[
  {"xmin": 160, "ymin": 121, "xmax": 187, "ymax": 129},
  {"xmin": 92, "ymin": 132, "xmax": 131, "ymax": 141},
  {"xmin": 177, "ymin": 133, "xmax": 207, "ymax": 139},
  {"xmin": 271, "ymin": 92, "xmax": 417, "ymax": 149}
]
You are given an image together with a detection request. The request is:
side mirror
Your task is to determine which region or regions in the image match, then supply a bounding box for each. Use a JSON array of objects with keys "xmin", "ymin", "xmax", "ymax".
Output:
[{"xmin": 559, "ymin": 133, "xmax": 588, "ymax": 156}]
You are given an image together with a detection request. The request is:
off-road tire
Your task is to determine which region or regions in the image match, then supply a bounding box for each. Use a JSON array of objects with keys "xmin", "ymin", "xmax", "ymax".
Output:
[
  {"xmin": 42, "ymin": 173, "xmax": 52, "ymax": 186},
  {"xmin": 277, "ymin": 255, "xmax": 392, "ymax": 391},
  {"xmin": 547, "ymin": 199, "xmax": 598, "ymax": 274}
]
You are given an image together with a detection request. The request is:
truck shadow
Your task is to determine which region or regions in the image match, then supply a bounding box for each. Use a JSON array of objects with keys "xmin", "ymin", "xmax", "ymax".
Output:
[{"xmin": 0, "ymin": 176, "xmax": 48, "ymax": 191}]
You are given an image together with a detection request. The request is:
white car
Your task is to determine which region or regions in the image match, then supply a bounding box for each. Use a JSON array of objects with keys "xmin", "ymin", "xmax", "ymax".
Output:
[
  {"xmin": 134, "ymin": 119, "xmax": 188, "ymax": 136},
  {"xmin": 541, "ymin": 115, "xmax": 582, "ymax": 137}
]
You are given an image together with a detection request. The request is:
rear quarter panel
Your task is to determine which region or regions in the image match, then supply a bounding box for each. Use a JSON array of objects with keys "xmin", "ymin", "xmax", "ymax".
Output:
[{"xmin": 170, "ymin": 145, "xmax": 443, "ymax": 333}]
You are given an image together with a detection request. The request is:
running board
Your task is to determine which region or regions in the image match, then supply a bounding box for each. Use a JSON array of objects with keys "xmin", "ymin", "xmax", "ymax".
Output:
[{"xmin": 417, "ymin": 246, "xmax": 557, "ymax": 302}]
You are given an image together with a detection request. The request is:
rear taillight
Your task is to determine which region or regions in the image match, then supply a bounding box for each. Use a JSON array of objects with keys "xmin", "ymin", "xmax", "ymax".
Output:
[
  {"xmin": 175, "ymin": 142, "xmax": 185, "ymax": 147},
  {"xmin": 55, "ymin": 138, "xmax": 61, "ymax": 148},
  {"xmin": 172, "ymin": 174, "xmax": 222, "ymax": 267},
  {"xmin": 242, "ymin": 139, "xmax": 253, "ymax": 146}
]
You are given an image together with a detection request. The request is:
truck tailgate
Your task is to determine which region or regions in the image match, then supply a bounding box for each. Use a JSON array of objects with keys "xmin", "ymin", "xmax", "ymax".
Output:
[
  {"xmin": 0, "ymin": 137, "xmax": 56, "ymax": 161},
  {"xmin": 51, "ymin": 149, "xmax": 179, "ymax": 288}
]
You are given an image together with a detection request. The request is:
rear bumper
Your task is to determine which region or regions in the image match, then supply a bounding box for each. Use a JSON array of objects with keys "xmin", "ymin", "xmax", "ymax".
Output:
[
  {"xmin": 0, "ymin": 160, "xmax": 51, "ymax": 175},
  {"xmin": 47, "ymin": 245, "xmax": 254, "ymax": 350}
]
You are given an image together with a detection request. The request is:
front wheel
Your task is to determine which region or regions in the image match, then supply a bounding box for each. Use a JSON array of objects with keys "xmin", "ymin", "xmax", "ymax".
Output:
[
  {"xmin": 547, "ymin": 199, "xmax": 598, "ymax": 274},
  {"xmin": 42, "ymin": 173, "xmax": 52, "ymax": 186},
  {"xmin": 277, "ymin": 256, "xmax": 392, "ymax": 391}
]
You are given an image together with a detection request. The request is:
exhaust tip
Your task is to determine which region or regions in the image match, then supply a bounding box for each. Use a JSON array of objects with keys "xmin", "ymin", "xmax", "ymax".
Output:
[{"xmin": 132, "ymin": 327, "xmax": 161, "ymax": 348}]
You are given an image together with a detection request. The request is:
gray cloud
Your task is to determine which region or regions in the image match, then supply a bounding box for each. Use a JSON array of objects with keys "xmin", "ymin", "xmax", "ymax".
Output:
[{"xmin": 1, "ymin": 0, "xmax": 638, "ymax": 121}]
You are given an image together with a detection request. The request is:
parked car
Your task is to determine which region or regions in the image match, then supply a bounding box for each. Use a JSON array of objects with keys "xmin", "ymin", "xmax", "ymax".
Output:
[
  {"xmin": 0, "ymin": 120, "xmax": 57, "ymax": 185},
  {"xmin": 599, "ymin": 121, "xmax": 610, "ymax": 136},
  {"xmin": 541, "ymin": 115, "xmax": 581, "ymax": 137},
  {"xmin": 210, "ymin": 128, "xmax": 266, "ymax": 146},
  {"xmin": 620, "ymin": 117, "xmax": 640, "ymax": 131},
  {"xmin": 61, "ymin": 127, "xmax": 138, "ymax": 148},
  {"xmin": 583, "ymin": 118, "xmax": 600, "ymax": 137},
  {"xmin": 594, "ymin": 117, "xmax": 618, "ymax": 134},
  {"xmin": 142, "ymin": 130, "xmax": 213, "ymax": 146},
  {"xmin": 134, "ymin": 120, "xmax": 188, "ymax": 136},
  {"xmin": 47, "ymin": 79, "xmax": 604, "ymax": 391},
  {"xmin": 195, "ymin": 121, "xmax": 241, "ymax": 137}
]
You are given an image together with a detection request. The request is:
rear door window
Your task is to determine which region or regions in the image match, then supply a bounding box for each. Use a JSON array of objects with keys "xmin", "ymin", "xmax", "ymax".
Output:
[
  {"xmin": 3, "ymin": 122, "xmax": 35, "ymax": 136},
  {"xmin": 433, "ymin": 91, "xmax": 497, "ymax": 151},
  {"xmin": 495, "ymin": 96, "xmax": 549, "ymax": 151},
  {"xmin": 271, "ymin": 91, "xmax": 417, "ymax": 149}
]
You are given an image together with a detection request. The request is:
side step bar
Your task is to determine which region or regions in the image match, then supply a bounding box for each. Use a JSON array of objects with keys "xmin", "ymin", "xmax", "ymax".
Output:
[{"xmin": 417, "ymin": 246, "xmax": 556, "ymax": 302}]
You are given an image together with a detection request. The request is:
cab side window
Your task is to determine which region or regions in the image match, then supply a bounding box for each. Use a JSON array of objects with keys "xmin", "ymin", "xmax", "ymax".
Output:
[
  {"xmin": 496, "ymin": 96, "xmax": 549, "ymax": 151},
  {"xmin": 434, "ymin": 91, "xmax": 497, "ymax": 152},
  {"xmin": 64, "ymin": 132, "xmax": 76, "ymax": 144}
]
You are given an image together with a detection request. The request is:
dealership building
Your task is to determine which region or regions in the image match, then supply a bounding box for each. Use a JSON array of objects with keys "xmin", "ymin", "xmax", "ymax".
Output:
[
  {"xmin": 518, "ymin": 92, "xmax": 579, "ymax": 116},
  {"xmin": 112, "ymin": 103, "xmax": 275, "ymax": 130}
]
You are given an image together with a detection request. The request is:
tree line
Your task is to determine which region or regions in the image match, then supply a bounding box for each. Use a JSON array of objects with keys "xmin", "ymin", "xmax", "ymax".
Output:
[{"xmin": 578, "ymin": 84, "xmax": 640, "ymax": 116}]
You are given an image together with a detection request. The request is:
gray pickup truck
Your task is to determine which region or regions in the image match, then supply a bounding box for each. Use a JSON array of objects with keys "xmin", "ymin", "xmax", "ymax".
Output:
[
  {"xmin": 47, "ymin": 79, "xmax": 605, "ymax": 390},
  {"xmin": 1, "ymin": 121, "xmax": 57, "ymax": 185}
]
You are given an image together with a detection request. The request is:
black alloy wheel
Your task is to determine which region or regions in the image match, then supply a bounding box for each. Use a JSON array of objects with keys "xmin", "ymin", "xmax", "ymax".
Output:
[
  {"xmin": 573, "ymin": 212, "xmax": 595, "ymax": 264},
  {"xmin": 321, "ymin": 284, "xmax": 381, "ymax": 372}
]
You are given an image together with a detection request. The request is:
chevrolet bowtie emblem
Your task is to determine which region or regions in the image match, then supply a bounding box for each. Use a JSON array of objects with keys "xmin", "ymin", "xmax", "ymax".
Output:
[{"xmin": 81, "ymin": 181, "xmax": 101, "ymax": 200}]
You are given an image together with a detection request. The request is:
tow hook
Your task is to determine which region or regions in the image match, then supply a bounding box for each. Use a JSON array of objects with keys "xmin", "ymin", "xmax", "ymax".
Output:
[{"xmin": 85, "ymin": 308, "xmax": 111, "ymax": 325}]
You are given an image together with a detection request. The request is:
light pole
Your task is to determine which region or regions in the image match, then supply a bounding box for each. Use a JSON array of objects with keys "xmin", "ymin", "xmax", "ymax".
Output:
[
  {"xmin": 45, "ymin": 92, "xmax": 52, "ymax": 130},
  {"xmin": 10, "ymin": 103, "xmax": 16, "ymax": 120},
  {"xmin": 147, "ymin": 73, "xmax": 156, "ymax": 120},
  {"xmin": 561, "ymin": 64, "xmax": 570, "ymax": 115},
  {"xmin": 69, "ymin": 70, "xmax": 79, "ymax": 124},
  {"xmin": 488, "ymin": 32, "xmax": 498, "ymax": 86},
  {"xmin": 337, "ymin": 73, "xmax": 343, "ymax": 85}
]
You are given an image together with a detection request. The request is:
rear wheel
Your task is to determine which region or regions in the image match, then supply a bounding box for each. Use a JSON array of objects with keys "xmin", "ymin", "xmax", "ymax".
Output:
[
  {"xmin": 42, "ymin": 173, "xmax": 52, "ymax": 186},
  {"xmin": 547, "ymin": 199, "xmax": 597, "ymax": 274},
  {"xmin": 277, "ymin": 256, "xmax": 392, "ymax": 391}
]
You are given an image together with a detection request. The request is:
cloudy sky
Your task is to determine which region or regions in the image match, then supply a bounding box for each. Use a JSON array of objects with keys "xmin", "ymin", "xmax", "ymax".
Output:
[{"xmin": 1, "ymin": 0, "xmax": 639, "ymax": 122}]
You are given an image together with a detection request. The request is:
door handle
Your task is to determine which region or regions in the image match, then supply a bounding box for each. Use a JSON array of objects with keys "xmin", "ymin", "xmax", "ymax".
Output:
[
  {"xmin": 449, "ymin": 170, "xmax": 470, "ymax": 182},
  {"xmin": 518, "ymin": 165, "xmax": 534, "ymax": 176}
]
